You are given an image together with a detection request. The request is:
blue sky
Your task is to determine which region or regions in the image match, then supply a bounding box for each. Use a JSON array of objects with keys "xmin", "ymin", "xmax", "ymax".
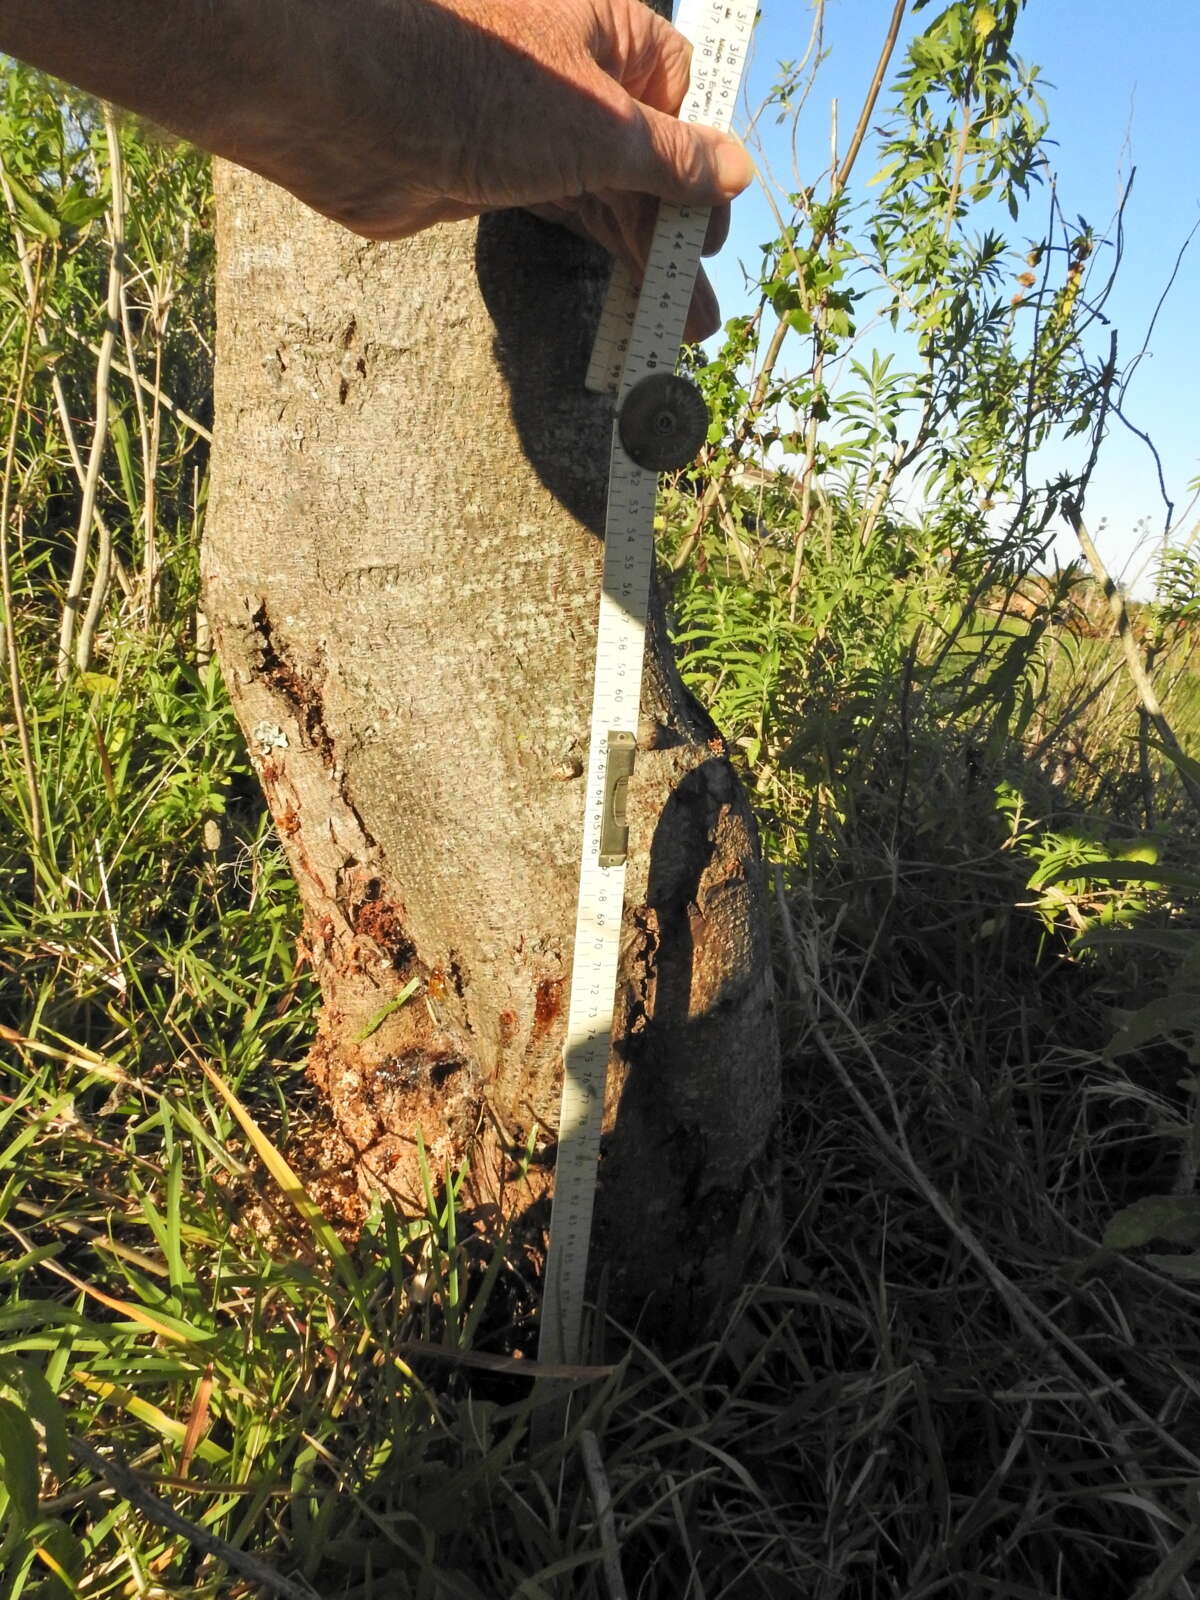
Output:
[{"xmin": 705, "ymin": 0, "xmax": 1200, "ymax": 587}]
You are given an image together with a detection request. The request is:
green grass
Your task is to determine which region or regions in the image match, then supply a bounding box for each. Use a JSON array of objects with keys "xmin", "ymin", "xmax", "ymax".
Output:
[{"xmin": 3, "ymin": 54, "xmax": 1200, "ymax": 1600}]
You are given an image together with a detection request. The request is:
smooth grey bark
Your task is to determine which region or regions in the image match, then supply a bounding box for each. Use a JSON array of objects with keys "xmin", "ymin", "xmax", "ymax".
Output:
[{"xmin": 203, "ymin": 163, "xmax": 779, "ymax": 1332}]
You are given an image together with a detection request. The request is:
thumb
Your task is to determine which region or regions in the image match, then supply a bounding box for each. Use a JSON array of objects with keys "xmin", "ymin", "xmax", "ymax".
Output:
[{"xmin": 618, "ymin": 104, "xmax": 753, "ymax": 209}]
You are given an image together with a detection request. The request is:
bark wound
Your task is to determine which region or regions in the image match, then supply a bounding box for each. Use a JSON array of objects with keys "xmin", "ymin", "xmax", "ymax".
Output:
[
  {"xmin": 239, "ymin": 600, "xmax": 486, "ymax": 1209},
  {"xmin": 250, "ymin": 601, "xmax": 334, "ymax": 768},
  {"xmin": 351, "ymin": 883, "xmax": 415, "ymax": 970},
  {"xmin": 532, "ymin": 977, "xmax": 563, "ymax": 1041}
]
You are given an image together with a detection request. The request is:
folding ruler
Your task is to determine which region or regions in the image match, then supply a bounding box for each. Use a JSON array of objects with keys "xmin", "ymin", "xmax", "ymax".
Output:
[{"xmin": 538, "ymin": 0, "xmax": 757, "ymax": 1373}]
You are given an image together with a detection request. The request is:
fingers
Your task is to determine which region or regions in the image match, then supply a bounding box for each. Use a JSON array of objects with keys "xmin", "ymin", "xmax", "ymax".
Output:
[
  {"xmin": 532, "ymin": 195, "xmax": 632, "ymax": 268},
  {"xmin": 618, "ymin": 103, "xmax": 752, "ymax": 211},
  {"xmin": 703, "ymin": 204, "xmax": 730, "ymax": 258},
  {"xmin": 304, "ymin": 190, "xmax": 482, "ymax": 242},
  {"xmin": 597, "ymin": 190, "xmax": 728, "ymax": 285},
  {"xmin": 602, "ymin": 0, "xmax": 693, "ymax": 116},
  {"xmin": 587, "ymin": 4, "xmax": 752, "ymax": 203},
  {"xmin": 537, "ymin": 197, "xmax": 723, "ymax": 345},
  {"xmin": 685, "ymin": 266, "xmax": 721, "ymax": 343},
  {"xmin": 594, "ymin": 3, "xmax": 749, "ymax": 217}
]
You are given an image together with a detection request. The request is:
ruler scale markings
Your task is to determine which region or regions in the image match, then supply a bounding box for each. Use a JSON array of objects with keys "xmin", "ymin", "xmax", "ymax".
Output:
[{"xmin": 539, "ymin": 0, "xmax": 755, "ymax": 1377}]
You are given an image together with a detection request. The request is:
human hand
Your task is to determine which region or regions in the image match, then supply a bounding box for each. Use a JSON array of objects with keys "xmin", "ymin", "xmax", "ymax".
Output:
[{"xmin": 247, "ymin": 0, "xmax": 752, "ymax": 338}]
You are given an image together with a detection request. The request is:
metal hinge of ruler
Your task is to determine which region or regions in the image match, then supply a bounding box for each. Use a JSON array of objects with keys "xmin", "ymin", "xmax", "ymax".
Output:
[{"xmin": 537, "ymin": 0, "xmax": 757, "ymax": 1379}]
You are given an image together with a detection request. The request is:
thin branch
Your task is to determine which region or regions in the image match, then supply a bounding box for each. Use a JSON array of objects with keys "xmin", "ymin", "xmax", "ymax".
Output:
[
  {"xmin": 580, "ymin": 1429, "xmax": 629, "ymax": 1600},
  {"xmin": 681, "ymin": 0, "xmax": 909, "ymax": 575},
  {"xmin": 1052, "ymin": 170, "xmax": 1178, "ymax": 535},
  {"xmin": 1119, "ymin": 213, "xmax": 1199, "ymax": 409},
  {"xmin": 1, "ymin": 496, "xmax": 42, "ymax": 857},
  {"xmin": 142, "ymin": 336, "xmax": 165, "ymax": 613},
  {"xmin": 66, "ymin": 1435, "xmax": 320, "ymax": 1600},
  {"xmin": 1015, "ymin": 177, "xmax": 1068, "ymax": 510},
  {"xmin": 942, "ymin": 92, "xmax": 974, "ymax": 243},
  {"xmin": 67, "ymin": 104, "xmax": 125, "ymax": 676},
  {"xmin": 114, "ymin": 177, "xmax": 158, "ymax": 616},
  {"xmin": 1063, "ymin": 497, "xmax": 1200, "ymax": 817},
  {"xmin": 0, "ymin": 284, "xmax": 45, "ymax": 855},
  {"xmin": 56, "ymin": 323, "xmax": 212, "ymax": 443},
  {"xmin": 1111, "ymin": 399, "xmax": 1175, "ymax": 531},
  {"xmin": 834, "ymin": 0, "xmax": 907, "ymax": 196},
  {"xmin": 1063, "ymin": 317, "xmax": 1197, "ymax": 812},
  {"xmin": 0, "ymin": 168, "xmax": 131, "ymax": 601},
  {"xmin": 759, "ymin": 0, "xmax": 906, "ymax": 413},
  {"xmin": 1026, "ymin": 663, "xmax": 1123, "ymax": 765}
]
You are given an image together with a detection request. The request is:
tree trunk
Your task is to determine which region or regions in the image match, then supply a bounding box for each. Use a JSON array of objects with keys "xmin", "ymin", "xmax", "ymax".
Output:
[{"xmin": 203, "ymin": 164, "xmax": 779, "ymax": 1333}]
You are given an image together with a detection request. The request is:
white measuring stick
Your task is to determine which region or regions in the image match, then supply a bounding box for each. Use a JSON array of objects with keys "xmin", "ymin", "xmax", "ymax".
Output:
[
  {"xmin": 538, "ymin": 0, "xmax": 757, "ymax": 1374},
  {"xmin": 584, "ymin": 259, "xmax": 638, "ymax": 399},
  {"xmin": 586, "ymin": 0, "xmax": 749, "ymax": 399}
]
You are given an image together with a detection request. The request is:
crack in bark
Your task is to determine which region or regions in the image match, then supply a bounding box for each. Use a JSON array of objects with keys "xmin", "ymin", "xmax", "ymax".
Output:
[
  {"xmin": 249, "ymin": 600, "xmax": 335, "ymax": 767},
  {"xmin": 247, "ymin": 599, "xmax": 381, "ymax": 852},
  {"xmin": 623, "ymin": 908, "xmax": 659, "ymax": 1044}
]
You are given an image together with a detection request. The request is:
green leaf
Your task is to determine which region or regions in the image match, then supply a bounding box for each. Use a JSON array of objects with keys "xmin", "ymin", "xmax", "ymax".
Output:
[
  {"xmin": 1103, "ymin": 1196, "xmax": 1200, "ymax": 1252},
  {"xmin": 1045, "ymin": 860, "xmax": 1198, "ymax": 893},
  {"xmin": 110, "ymin": 408, "xmax": 139, "ymax": 513},
  {"xmin": 4, "ymin": 171, "xmax": 61, "ymax": 241},
  {"xmin": 55, "ymin": 184, "xmax": 108, "ymax": 231},
  {"xmin": 77, "ymin": 672, "xmax": 118, "ymax": 696},
  {"xmin": 0, "ymin": 1359, "xmax": 70, "ymax": 1479},
  {"xmin": 1078, "ymin": 928, "xmax": 1200, "ymax": 958},
  {"xmin": 354, "ymin": 976, "xmax": 421, "ymax": 1042},
  {"xmin": 26, "ymin": 1515, "xmax": 86, "ymax": 1592},
  {"xmin": 197, "ymin": 1060, "xmax": 368, "ymax": 1316},
  {"xmin": 0, "ymin": 1396, "xmax": 40, "ymax": 1552},
  {"xmin": 1145, "ymin": 738, "xmax": 1200, "ymax": 790},
  {"xmin": 1108, "ymin": 990, "xmax": 1200, "ymax": 1058}
]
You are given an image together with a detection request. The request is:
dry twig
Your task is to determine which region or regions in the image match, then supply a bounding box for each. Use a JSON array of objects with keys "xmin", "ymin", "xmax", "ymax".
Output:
[
  {"xmin": 1064, "ymin": 496, "xmax": 1200, "ymax": 817},
  {"xmin": 0, "ymin": 270, "xmax": 44, "ymax": 853},
  {"xmin": 70, "ymin": 106, "xmax": 127, "ymax": 674},
  {"xmin": 581, "ymin": 1428, "xmax": 629, "ymax": 1600},
  {"xmin": 67, "ymin": 1435, "xmax": 320, "ymax": 1600}
]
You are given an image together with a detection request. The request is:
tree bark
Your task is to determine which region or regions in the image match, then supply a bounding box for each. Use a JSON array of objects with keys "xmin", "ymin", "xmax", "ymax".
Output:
[{"xmin": 203, "ymin": 165, "xmax": 779, "ymax": 1333}]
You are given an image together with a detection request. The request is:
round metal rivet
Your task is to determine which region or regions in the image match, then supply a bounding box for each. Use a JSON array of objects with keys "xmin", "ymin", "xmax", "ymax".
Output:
[{"xmin": 617, "ymin": 373, "xmax": 709, "ymax": 473}]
